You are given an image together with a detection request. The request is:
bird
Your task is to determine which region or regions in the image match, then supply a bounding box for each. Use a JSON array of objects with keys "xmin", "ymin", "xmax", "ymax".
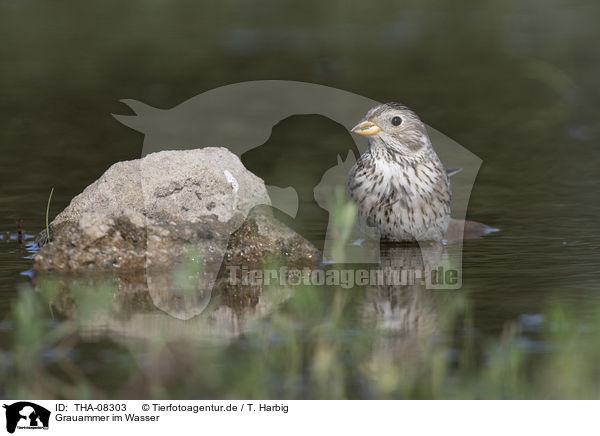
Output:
[{"xmin": 348, "ymin": 102, "xmax": 451, "ymax": 242}]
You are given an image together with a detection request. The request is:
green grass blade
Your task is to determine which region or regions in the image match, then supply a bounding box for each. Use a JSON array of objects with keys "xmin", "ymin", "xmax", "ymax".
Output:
[{"xmin": 45, "ymin": 187, "xmax": 54, "ymax": 243}]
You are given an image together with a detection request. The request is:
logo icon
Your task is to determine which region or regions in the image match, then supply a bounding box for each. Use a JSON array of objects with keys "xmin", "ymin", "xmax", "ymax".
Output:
[
  {"xmin": 3, "ymin": 402, "xmax": 50, "ymax": 434},
  {"xmin": 110, "ymin": 80, "xmax": 482, "ymax": 320}
]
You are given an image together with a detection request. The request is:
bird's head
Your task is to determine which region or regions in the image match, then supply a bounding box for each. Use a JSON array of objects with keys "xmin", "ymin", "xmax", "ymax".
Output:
[{"xmin": 351, "ymin": 102, "xmax": 431, "ymax": 156}]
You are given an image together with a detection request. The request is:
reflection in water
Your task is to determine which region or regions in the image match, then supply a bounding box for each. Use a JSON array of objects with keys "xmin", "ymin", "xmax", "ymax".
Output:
[
  {"xmin": 361, "ymin": 242, "xmax": 459, "ymax": 363},
  {"xmin": 37, "ymin": 269, "xmax": 294, "ymax": 344},
  {"xmin": 37, "ymin": 239, "xmax": 462, "ymax": 363}
]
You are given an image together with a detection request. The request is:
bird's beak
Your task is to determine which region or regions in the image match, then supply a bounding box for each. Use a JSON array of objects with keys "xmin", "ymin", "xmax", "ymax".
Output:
[{"xmin": 351, "ymin": 120, "xmax": 381, "ymax": 136}]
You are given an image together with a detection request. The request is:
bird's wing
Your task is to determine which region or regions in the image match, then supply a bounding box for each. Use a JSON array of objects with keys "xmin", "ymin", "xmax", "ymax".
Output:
[{"xmin": 445, "ymin": 167, "xmax": 462, "ymax": 177}]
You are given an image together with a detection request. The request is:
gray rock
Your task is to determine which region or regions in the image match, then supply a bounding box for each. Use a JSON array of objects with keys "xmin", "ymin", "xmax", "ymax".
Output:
[
  {"xmin": 34, "ymin": 147, "xmax": 319, "ymax": 276},
  {"xmin": 48, "ymin": 147, "xmax": 269, "ymax": 229}
]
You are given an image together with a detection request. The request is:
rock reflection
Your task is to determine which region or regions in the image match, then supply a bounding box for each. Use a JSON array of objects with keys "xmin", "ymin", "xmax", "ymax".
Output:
[{"xmin": 34, "ymin": 234, "xmax": 464, "ymax": 380}]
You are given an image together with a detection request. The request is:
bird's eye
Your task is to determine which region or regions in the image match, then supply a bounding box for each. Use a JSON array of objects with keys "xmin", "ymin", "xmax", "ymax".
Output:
[{"xmin": 391, "ymin": 116, "xmax": 402, "ymax": 126}]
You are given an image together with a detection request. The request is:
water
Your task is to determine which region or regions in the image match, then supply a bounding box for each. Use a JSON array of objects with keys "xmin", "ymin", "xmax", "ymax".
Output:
[{"xmin": 1, "ymin": 0, "xmax": 600, "ymax": 398}]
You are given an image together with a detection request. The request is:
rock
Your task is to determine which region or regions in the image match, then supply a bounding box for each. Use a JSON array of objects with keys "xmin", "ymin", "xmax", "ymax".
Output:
[
  {"xmin": 48, "ymin": 147, "xmax": 269, "ymax": 229},
  {"xmin": 34, "ymin": 148, "xmax": 320, "ymax": 320},
  {"xmin": 34, "ymin": 148, "xmax": 319, "ymax": 275},
  {"xmin": 223, "ymin": 205, "xmax": 319, "ymax": 266}
]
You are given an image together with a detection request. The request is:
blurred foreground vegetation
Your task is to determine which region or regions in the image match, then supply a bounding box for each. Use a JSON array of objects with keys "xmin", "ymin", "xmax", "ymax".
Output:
[{"xmin": 3, "ymin": 275, "xmax": 600, "ymax": 399}]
